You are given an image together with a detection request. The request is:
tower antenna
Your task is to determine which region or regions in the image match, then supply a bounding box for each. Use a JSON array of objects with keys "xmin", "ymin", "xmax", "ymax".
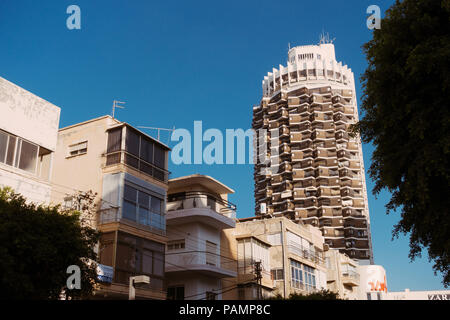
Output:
[
  {"xmin": 112, "ymin": 100, "xmax": 126, "ymax": 119},
  {"xmin": 319, "ymin": 31, "xmax": 335, "ymax": 44}
]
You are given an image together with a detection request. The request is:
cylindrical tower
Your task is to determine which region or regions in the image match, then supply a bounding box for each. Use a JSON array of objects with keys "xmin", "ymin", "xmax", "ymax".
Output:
[{"xmin": 252, "ymin": 42, "xmax": 374, "ymax": 264}]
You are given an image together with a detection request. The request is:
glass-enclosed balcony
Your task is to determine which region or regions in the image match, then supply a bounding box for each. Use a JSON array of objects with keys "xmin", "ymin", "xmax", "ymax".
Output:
[{"xmin": 104, "ymin": 125, "xmax": 170, "ymax": 183}]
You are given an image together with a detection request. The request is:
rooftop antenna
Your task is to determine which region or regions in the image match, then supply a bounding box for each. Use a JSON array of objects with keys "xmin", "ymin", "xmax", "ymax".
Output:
[
  {"xmin": 137, "ymin": 125, "xmax": 176, "ymax": 143},
  {"xmin": 112, "ymin": 100, "xmax": 126, "ymax": 119},
  {"xmin": 288, "ymin": 42, "xmax": 291, "ymax": 50},
  {"xmin": 319, "ymin": 31, "xmax": 335, "ymax": 45}
]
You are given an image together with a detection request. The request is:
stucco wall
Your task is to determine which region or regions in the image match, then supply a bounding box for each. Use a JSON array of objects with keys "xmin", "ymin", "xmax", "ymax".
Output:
[{"xmin": 0, "ymin": 77, "xmax": 60, "ymax": 151}]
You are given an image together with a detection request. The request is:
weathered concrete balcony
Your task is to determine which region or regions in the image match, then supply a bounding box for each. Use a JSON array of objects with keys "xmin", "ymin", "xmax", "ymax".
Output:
[{"xmin": 166, "ymin": 191, "xmax": 236, "ymax": 229}]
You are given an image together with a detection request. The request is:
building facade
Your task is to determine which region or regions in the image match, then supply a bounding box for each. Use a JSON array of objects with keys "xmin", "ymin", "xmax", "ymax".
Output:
[
  {"xmin": 385, "ymin": 289, "xmax": 450, "ymax": 300},
  {"xmin": 357, "ymin": 265, "xmax": 388, "ymax": 300},
  {"xmin": 222, "ymin": 216, "xmax": 328, "ymax": 299},
  {"xmin": 165, "ymin": 174, "xmax": 237, "ymax": 300},
  {"xmin": 51, "ymin": 115, "xmax": 170, "ymax": 299},
  {"xmin": 252, "ymin": 43, "xmax": 373, "ymax": 264},
  {"xmin": 0, "ymin": 76, "xmax": 60, "ymax": 204},
  {"xmin": 325, "ymin": 249, "xmax": 360, "ymax": 299}
]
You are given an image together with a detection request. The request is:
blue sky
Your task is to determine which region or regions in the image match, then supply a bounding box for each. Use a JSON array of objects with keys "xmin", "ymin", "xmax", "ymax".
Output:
[{"xmin": 0, "ymin": 0, "xmax": 445, "ymax": 291}]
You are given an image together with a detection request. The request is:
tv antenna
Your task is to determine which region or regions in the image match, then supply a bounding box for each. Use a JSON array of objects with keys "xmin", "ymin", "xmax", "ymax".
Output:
[
  {"xmin": 112, "ymin": 100, "xmax": 126, "ymax": 119},
  {"xmin": 319, "ymin": 31, "xmax": 335, "ymax": 44},
  {"xmin": 137, "ymin": 125, "xmax": 176, "ymax": 143}
]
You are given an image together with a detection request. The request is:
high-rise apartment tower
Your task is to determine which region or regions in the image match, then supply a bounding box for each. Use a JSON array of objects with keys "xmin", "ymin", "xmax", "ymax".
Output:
[{"xmin": 252, "ymin": 43, "xmax": 373, "ymax": 264}]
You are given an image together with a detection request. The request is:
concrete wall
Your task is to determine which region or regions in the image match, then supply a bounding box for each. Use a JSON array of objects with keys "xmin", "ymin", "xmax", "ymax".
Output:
[
  {"xmin": 0, "ymin": 77, "xmax": 60, "ymax": 151},
  {"xmin": 357, "ymin": 265, "xmax": 387, "ymax": 299},
  {"xmin": 0, "ymin": 76, "xmax": 60, "ymax": 204},
  {"xmin": 50, "ymin": 116, "xmax": 113, "ymax": 205}
]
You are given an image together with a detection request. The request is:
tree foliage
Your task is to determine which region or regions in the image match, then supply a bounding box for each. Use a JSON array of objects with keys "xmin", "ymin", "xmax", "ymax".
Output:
[
  {"xmin": 0, "ymin": 187, "xmax": 100, "ymax": 299},
  {"xmin": 351, "ymin": 0, "xmax": 450, "ymax": 285}
]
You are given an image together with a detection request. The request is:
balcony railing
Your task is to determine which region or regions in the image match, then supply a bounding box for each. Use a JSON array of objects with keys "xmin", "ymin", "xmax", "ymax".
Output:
[
  {"xmin": 167, "ymin": 191, "xmax": 237, "ymax": 219},
  {"xmin": 287, "ymin": 243, "xmax": 324, "ymax": 266},
  {"xmin": 104, "ymin": 150, "xmax": 170, "ymax": 183},
  {"xmin": 97, "ymin": 206, "xmax": 166, "ymax": 236},
  {"xmin": 342, "ymin": 270, "xmax": 360, "ymax": 282}
]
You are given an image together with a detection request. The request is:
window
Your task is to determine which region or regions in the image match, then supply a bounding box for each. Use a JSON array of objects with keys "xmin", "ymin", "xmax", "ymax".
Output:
[
  {"xmin": 123, "ymin": 184, "xmax": 137, "ymax": 222},
  {"xmin": 168, "ymin": 240, "xmax": 185, "ymax": 251},
  {"xmin": 106, "ymin": 127, "xmax": 168, "ymax": 181},
  {"xmin": 115, "ymin": 231, "xmax": 165, "ymax": 290},
  {"xmin": 291, "ymin": 260, "xmax": 317, "ymax": 292},
  {"xmin": 291, "ymin": 260, "xmax": 303, "ymax": 289},
  {"xmin": 107, "ymin": 128, "xmax": 122, "ymax": 153},
  {"xmin": 67, "ymin": 141, "xmax": 87, "ymax": 157},
  {"xmin": 125, "ymin": 129, "xmax": 140, "ymax": 156},
  {"xmin": 237, "ymin": 237, "xmax": 270, "ymax": 275},
  {"xmin": 6, "ymin": 135, "xmax": 16, "ymax": 166},
  {"xmin": 167, "ymin": 286, "xmax": 185, "ymax": 300},
  {"xmin": 206, "ymin": 241, "xmax": 218, "ymax": 266},
  {"xmin": 0, "ymin": 130, "xmax": 39, "ymax": 174},
  {"xmin": 0, "ymin": 131, "xmax": 7, "ymax": 163},
  {"xmin": 122, "ymin": 184, "xmax": 165, "ymax": 230},
  {"xmin": 140, "ymin": 137, "xmax": 154, "ymax": 163},
  {"xmin": 271, "ymin": 268, "xmax": 284, "ymax": 280}
]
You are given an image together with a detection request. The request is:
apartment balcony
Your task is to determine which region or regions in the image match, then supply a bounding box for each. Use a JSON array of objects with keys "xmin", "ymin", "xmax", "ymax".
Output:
[
  {"xmin": 165, "ymin": 251, "xmax": 237, "ymax": 279},
  {"xmin": 97, "ymin": 207, "xmax": 167, "ymax": 237},
  {"xmin": 317, "ymin": 187, "xmax": 340, "ymax": 197},
  {"xmin": 289, "ymin": 115, "xmax": 302, "ymax": 124},
  {"xmin": 292, "ymin": 169, "xmax": 314, "ymax": 180},
  {"xmin": 166, "ymin": 191, "xmax": 236, "ymax": 229},
  {"xmin": 318, "ymin": 198, "xmax": 341, "ymax": 207},
  {"xmin": 319, "ymin": 217, "xmax": 343, "ymax": 228},
  {"xmin": 287, "ymin": 244, "xmax": 324, "ymax": 266},
  {"xmin": 312, "ymin": 131, "xmax": 334, "ymax": 140},
  {"xmin": 314, "ymin": 140, "xmax": 336, "ymax": 149},
  {"xmin": 335, "ymin": 132, "xmax": 350, "ymax": 141},
  {"xmin": 298, "ymin": 123, "xmax": 311, "ymax": 131},
  {"xmin": 279, "ymin": 126, "xmax": 290, "ymax": 137},
  {"xmin": 315, "ymin": 168, "xmax": 339, "ymax": 178},
  {"xmin": 290, "ymin": 132, "xmax": 311, "ymax": 143},
  {"xmin": 341, "ymin": 270, "xmax": 360, "ymax": 287},
  {"xmin": 104, "ymin": 150, "xmax": 170, "ymax": 183},
  {"xmin": 342, "ymin": 208, "xmax": 365, "ymax": 218},
  {"xmin": 310, "ymin": 104, "xmax": 333, "ymax": 112},
  {"xmin": 334, "ymin": 106, "xmax": 354, "ymax": 115},
  {"xmin": 312, "ymin": 122, "xmax": 334, "ymax": 130},
  {"xmin": 340, "ymin": 180, "xmax": 362, "ymax": 188},
  {"xmin": 310, "ymin": 113, "xmax": 333, "ymax": 122},
  {"xmin": 344, "ymin": 220, "xmax": 367, "ymax": 229}
]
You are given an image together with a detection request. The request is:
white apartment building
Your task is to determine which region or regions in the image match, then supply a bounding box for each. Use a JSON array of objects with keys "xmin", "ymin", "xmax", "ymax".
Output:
[
  {"xmin": 165, "ymin": 174, "xmax": 237, "ymax": 300},
  {"xmin": 0, "ymin": 76, "xmax": 60, "ymax": 204}
]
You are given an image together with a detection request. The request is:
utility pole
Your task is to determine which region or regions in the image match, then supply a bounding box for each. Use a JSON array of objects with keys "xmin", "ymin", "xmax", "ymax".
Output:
[
  {"xmin": 280, "ymin": 220, "xmax": 287, "ymax": 299},
  {"xmin": 254, "ymin": 261, "xmax": 263, "ymax": 300}
]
